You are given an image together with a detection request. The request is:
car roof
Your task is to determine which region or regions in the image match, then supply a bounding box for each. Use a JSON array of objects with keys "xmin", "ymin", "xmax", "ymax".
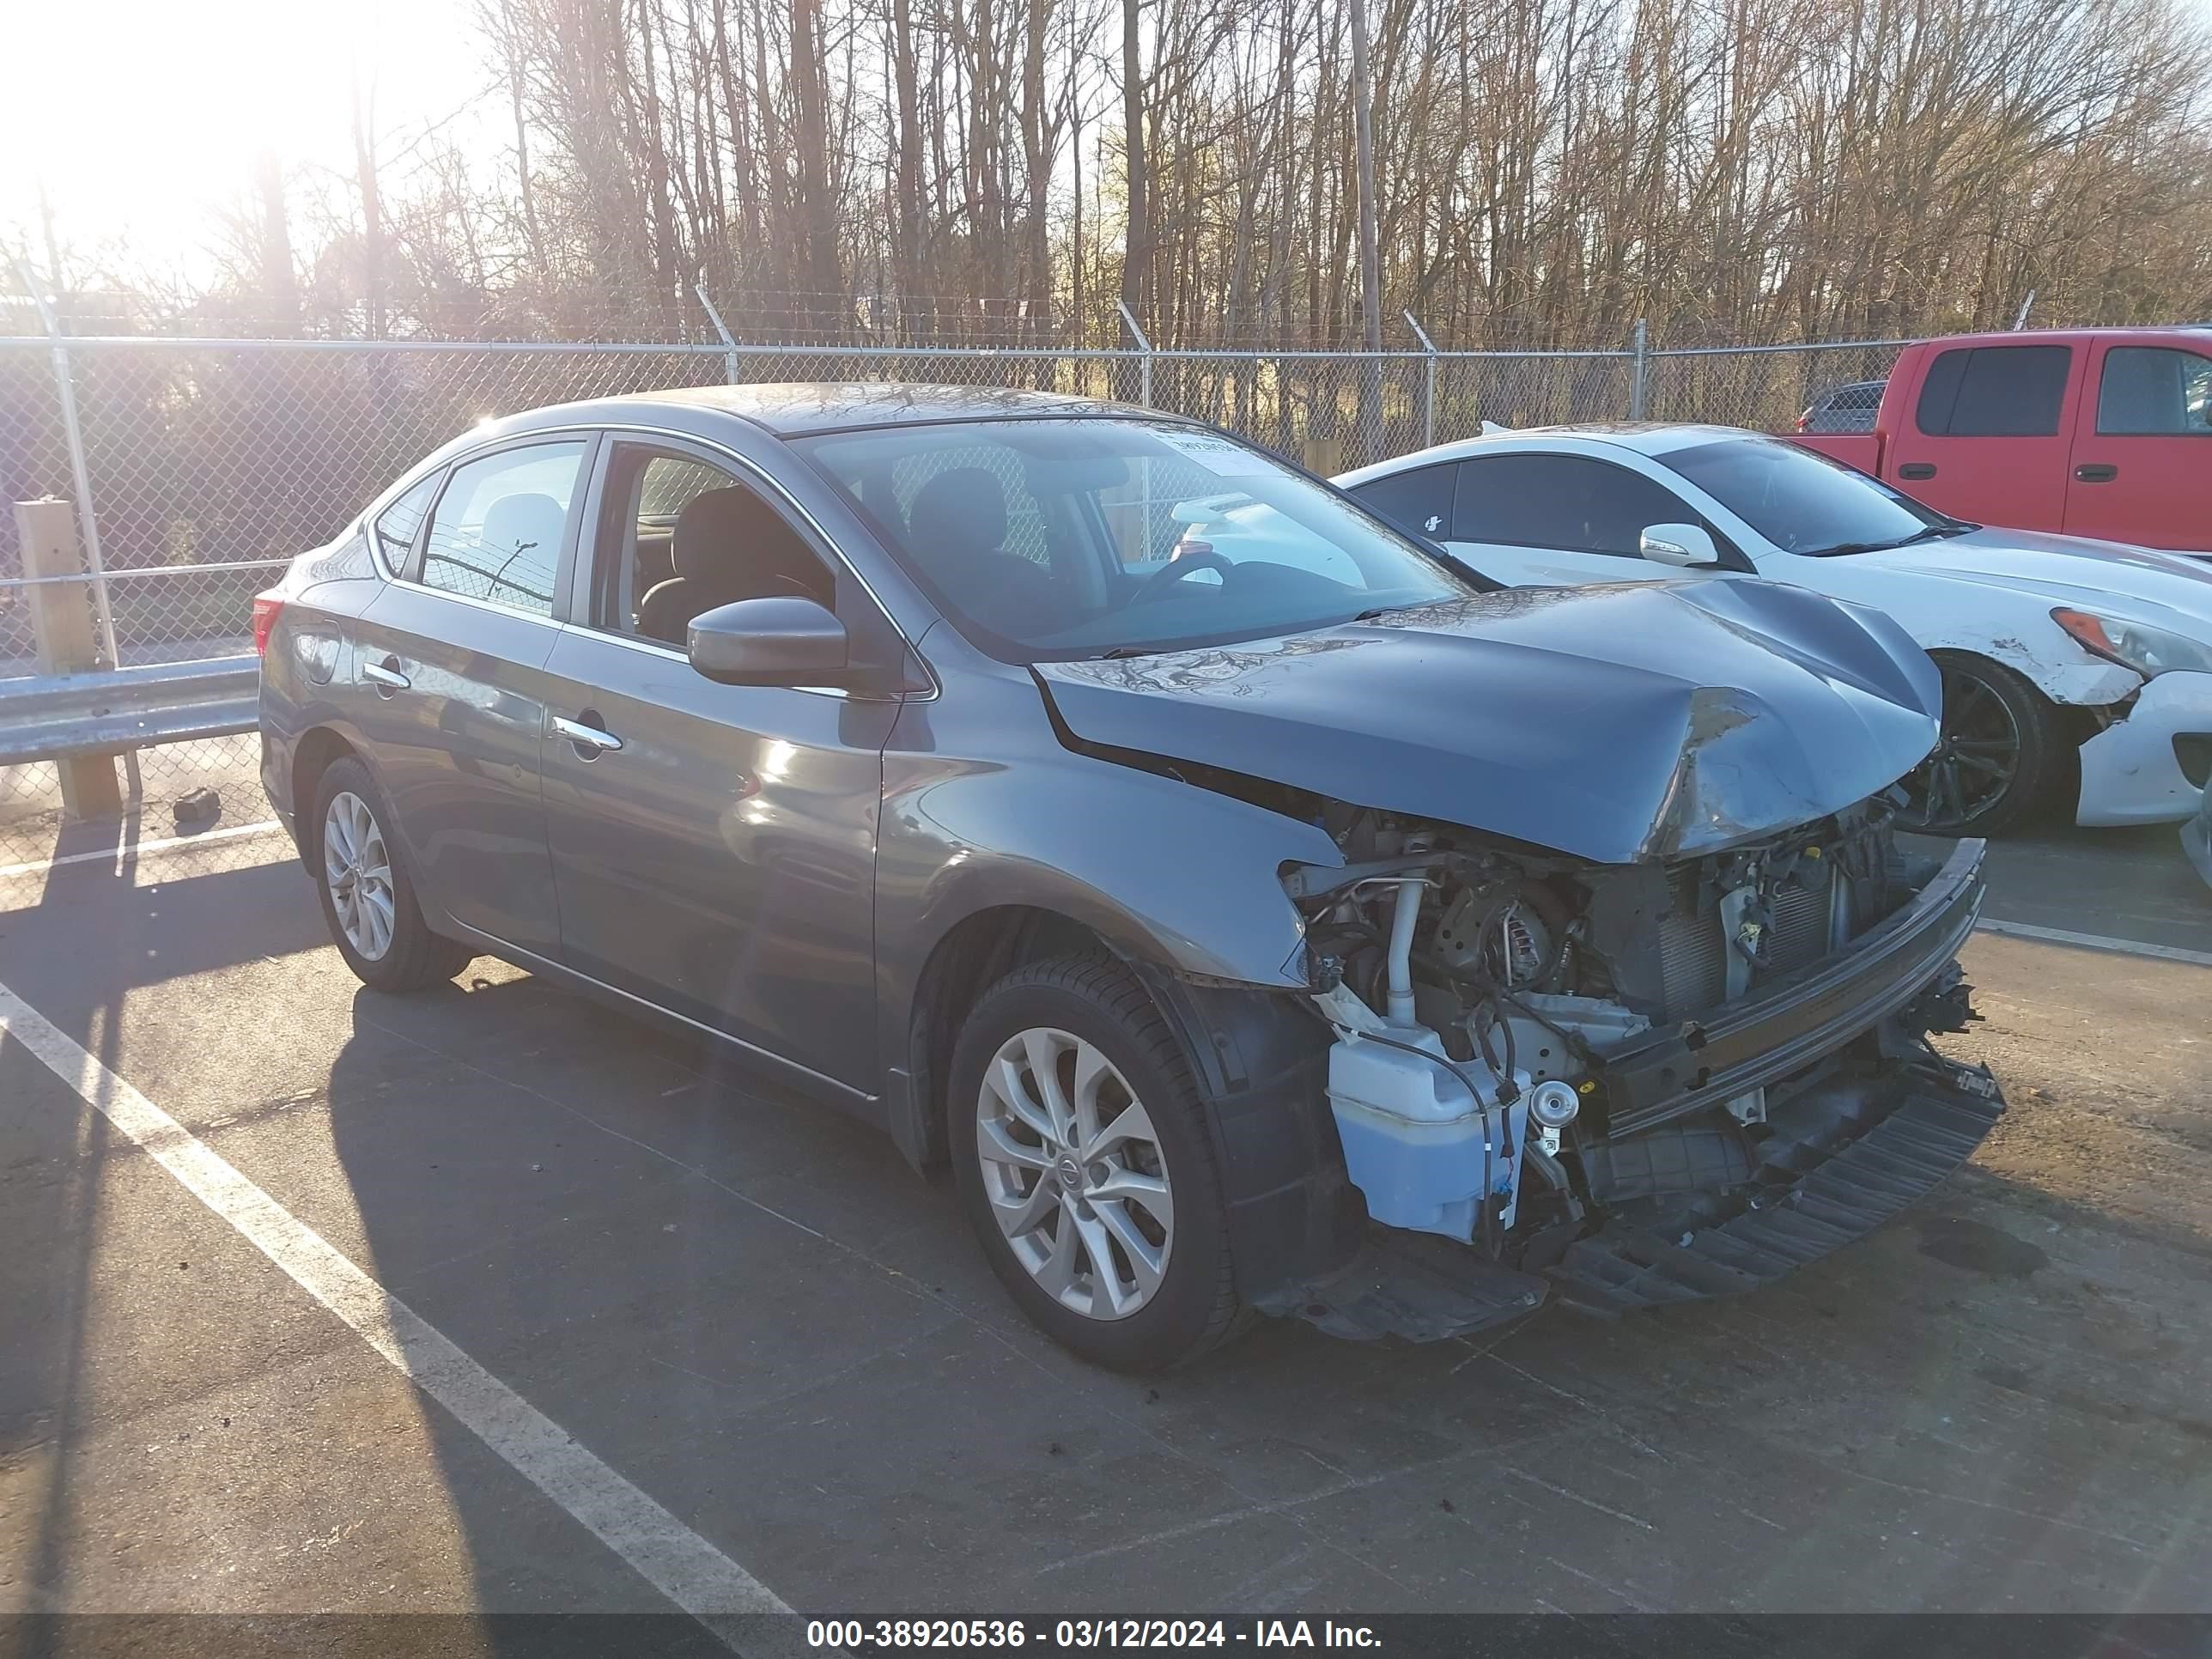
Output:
[
  {"xmin": 491, "ymin": 382, "xmax": 1174, "ymax": 439},
  {"xmin": 1916, "ymin": 325, "xmax": 2212, "ymax": 348},
  {"xmin": 1335, "ymin": 422, "xmax": 1756, "ymax": 481}
]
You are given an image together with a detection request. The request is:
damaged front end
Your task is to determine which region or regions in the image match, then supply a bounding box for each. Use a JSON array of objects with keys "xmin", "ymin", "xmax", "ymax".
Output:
[
  {"xmin": 1028, "ymin": 580, "xmax": 1997, "ymax": 1339},
  {"xmin": 1272, "ymin": 797, "xmax": 2003, "ymax": 1339}
]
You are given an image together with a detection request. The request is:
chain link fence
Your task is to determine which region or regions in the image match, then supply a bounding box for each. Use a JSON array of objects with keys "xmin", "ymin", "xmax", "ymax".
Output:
[
  {"xmin": 0, "ymin": 319, "xmax": 1918, "ymax": 876},
  {"xmin": 0, "ymin": 326, "xmax": 1918, "ymax": 672},
  {"xmin": 0, "ymin": 732, "xmax": 291, "ymax": 904},
  {"xmin": 1644, "ymin": 338, "xmax": 1914, "ymax": 431}
]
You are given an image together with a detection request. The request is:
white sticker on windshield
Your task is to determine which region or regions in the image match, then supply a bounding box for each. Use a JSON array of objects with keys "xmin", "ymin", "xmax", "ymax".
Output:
[{"xmin": 1153, "ymin": 429, "xmax": 1279, "ymax": 477}]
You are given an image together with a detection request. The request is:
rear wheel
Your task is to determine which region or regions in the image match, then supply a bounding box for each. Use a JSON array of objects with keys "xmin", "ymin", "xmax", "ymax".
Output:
[
  {"xmin": 1898, "ymin": 655, "xmax": 2057, "ymax": 836},
  {"xmin": 312, "ymin": 757, "xmax": 474, "ymax": 992},
  {"xmin": 948, "ymin": 954, "xmax": 1246, "ymax": 1372}
]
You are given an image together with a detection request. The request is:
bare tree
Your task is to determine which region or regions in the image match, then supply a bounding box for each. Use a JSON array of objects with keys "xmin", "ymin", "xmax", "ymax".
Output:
[{"xmin": 107, "ymin": 0, "xmax": 2212, "ymax": 352}]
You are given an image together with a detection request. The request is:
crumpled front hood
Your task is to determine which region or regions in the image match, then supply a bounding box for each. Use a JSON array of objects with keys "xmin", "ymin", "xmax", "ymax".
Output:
[
  {"xmin": 1034, "ymin": 579, "xmax": 1942, "ymax": 864},
  {"xmin": 1861, "ymin": 529, "xmax": 2212, "ymax": 634}
]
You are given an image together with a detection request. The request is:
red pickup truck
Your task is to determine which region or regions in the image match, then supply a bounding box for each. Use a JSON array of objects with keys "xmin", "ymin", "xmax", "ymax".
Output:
[{"xmin": 1789, "ymin": 327, "xmax": 2210, "ymax": 556}]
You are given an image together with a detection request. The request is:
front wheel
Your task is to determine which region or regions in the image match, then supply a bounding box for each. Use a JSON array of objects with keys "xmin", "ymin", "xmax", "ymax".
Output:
[
  {"xmin": 1898, "ymin": 654, "xmax": 2057, "ymax": 836},
  {"xmin": 312, "ymin": 757, "xmax": 475, "ymax": 992},
  {"xmin": 948, "ymin": 954, "xmax": 1247, "ymax": 1372}
]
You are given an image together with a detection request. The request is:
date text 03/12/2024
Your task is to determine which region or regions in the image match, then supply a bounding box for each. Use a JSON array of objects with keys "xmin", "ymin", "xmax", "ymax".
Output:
[{"xmin": 805, "ymin": 1620, "xmax": 1383, "ymax": 1649}]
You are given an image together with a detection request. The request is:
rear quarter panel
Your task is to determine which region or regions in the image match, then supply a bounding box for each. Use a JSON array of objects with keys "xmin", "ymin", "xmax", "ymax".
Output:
[{"xmin": 258, "ymin": 535, "xmax": 386, "ymax": 845}]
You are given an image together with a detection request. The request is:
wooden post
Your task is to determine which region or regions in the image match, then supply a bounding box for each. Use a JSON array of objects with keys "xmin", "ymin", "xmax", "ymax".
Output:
[
  {"xmin": 14, "ymin": 497, "xmax": 123, "ymax": 818},
  {"xmin": 1300, "ymin": 434, "xmax": 1345, "ymax": 477}
]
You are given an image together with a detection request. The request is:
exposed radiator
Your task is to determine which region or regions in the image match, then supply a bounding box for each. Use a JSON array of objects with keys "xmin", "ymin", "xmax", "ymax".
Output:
[
  {"xmin": 1655, "ymin": 868, "xmax": 1727, "ymax": 1014},
  {"xmin": 1766, "ymin": 864, "xmax": 1837, "ymax": 975},
  {"xmin": 1655, "ymin": 861, "xmax": 1839, "ymax": 1016}
]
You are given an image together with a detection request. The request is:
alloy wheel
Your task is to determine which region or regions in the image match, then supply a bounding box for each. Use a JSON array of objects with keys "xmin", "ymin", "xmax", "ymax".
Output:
[
  {"xmin": 974, "ymin": 1026, "xmax": 1175, "ymax": 1322},
  {"xmin": 323, "ymin": 790, "xmax": 397, "ymax": 961},
  {"xmin": 1900, "ymin": 663, "xmax": 2023, "ymax": 830}
]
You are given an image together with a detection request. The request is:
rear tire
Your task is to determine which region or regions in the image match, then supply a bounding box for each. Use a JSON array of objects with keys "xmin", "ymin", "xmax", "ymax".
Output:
[
  {"xmin": 312, "ymin": 757, "xmax": 475, "ymax": 993},
  {"xmin": 948, "ymin": 953, "xmax": 1247, "ymax": 1372},
  {"xmin": 1899, "ymin": 654, "xmax": 2057, "ymax": 836}
]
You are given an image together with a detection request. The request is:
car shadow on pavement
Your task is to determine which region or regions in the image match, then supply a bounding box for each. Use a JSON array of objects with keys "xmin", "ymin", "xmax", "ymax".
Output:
[
  {"xmin": 1, "ymin": 854, "xmax": 332, "ymax": 990},
  {"xmin": 10, "ymin": 840, "xmax": 2211, "ymax": 1620},
  {"xmin": 301, "ymin": 969, "xmax": 2212, "ymax": 1616}
]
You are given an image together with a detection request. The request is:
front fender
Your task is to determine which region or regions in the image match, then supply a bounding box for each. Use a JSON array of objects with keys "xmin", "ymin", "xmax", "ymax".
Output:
[
  {"xmin": 1792, "ymin": 561, "xmax": 2142, "ymax": 706},
  {"xmin": 881, "ymin": 739, "xmax": 1339, "ymax": 996},
  {"xmin": 873, "ymin": 692, "xmax": 1358, "ymax": 1298}
]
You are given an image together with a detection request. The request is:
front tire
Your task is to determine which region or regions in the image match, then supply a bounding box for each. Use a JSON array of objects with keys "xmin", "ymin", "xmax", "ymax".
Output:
[
  {"xmin": 1899, "ymin": 654, "xmax": 2057, "ymax": 836},
  {"xmin": 948, "ymin": 954, "xmax": 1246, "ymax": 1372},
  {"xmin": 312, "ymin": 757, "xmax": 475, "ymax": 992}
]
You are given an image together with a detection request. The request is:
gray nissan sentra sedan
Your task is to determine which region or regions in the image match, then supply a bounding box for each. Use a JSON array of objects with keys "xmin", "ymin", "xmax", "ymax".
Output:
[{"xmin": 257, "ymin": 385, "xmax": 2004, "ymax": 1371}]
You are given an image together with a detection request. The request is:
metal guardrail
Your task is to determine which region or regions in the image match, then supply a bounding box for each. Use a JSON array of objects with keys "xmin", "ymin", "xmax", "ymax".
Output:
[{"xmin": 0, "ymin": 655, "xmax": 258, "ymax": 766}]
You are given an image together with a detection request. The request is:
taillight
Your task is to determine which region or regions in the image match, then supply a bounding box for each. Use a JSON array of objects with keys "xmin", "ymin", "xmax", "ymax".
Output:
[{"xmin": 252, "ymin": 592, "xmax": 285, "ymax": 657}]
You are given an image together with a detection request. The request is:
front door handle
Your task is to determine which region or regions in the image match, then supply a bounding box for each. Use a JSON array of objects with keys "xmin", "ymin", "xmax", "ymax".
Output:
[
  {"xmin": 362, "ymin": 658, "xmax": 410, "ymax": 693},
  {"xmin": 554, "ymin": 714, "xmax": 623, "ymax": 756},
  {"xmin": 2075, "ymin": 463, "xmax": 2118, "ymax": 483},
  {"xmin": 1897, "ymin": 462, "xmax": 1937, "ymax": 481}
]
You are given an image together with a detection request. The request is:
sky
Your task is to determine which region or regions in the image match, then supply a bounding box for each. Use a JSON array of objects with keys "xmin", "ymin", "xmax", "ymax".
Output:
[{"xmin": 0, "ymin": 0, "xmax": 495, "ymax": 293}]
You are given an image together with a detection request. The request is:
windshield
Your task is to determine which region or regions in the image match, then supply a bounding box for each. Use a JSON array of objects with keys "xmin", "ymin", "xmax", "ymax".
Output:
[
  {"xmin": 793, "ymin": 418, "xmax": 1480, "ymax": 661},
  {"xmin": 1658, "ymin": 436, "xmax": 1963, "ymax": 556}
]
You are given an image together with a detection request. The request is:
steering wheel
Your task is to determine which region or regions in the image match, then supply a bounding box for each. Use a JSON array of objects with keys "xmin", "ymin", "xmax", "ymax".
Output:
[{"xmin": 1133, "ymin": 548, "xmax": 1235, "ymax": 603}]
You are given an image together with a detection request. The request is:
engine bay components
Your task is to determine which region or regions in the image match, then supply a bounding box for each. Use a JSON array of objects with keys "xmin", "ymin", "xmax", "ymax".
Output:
[
  {"xmin": 1291, "ymin": 795, "xmax": 1973, "ymax": 1276},
  {"xmin": 1316, "ymin": 885, "xmax": 1534, "ymax": 1244},
  {"xmin": 1325, "ymin": 1020, "xmax": 1532, "ymax": 1241},
  {"xmin": 1526, "ymin": 1079, "xmax": 1580, "ymax": 1156}
]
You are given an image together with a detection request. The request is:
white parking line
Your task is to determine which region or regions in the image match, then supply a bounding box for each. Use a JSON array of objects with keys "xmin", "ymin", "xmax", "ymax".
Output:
[
  {"xmin": 0, "ymin": 819, "xmax": 286, "ymax": 879},
  {"xmin": 0, "ymin": 975, "xmax": 793, "ymax": 1635},
  {"xmin": 1976, "ymin": 918, "xmax": 2212, "ymax": 969}
]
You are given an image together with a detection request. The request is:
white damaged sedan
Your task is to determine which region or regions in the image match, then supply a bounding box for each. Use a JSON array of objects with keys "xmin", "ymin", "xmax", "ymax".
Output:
[{"xmin": 1325, "ymin": 426, "xmax": 2212, "ymax": 836}]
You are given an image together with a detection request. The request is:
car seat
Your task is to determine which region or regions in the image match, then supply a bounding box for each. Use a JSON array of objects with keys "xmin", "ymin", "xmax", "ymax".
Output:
[
  {"xmin": 636, "ymin": 487, "xmax": 832, "ymax": 644},
  {"xmin": 904, "ymin": 467, "xmax": 1064, "ymax": 637}
]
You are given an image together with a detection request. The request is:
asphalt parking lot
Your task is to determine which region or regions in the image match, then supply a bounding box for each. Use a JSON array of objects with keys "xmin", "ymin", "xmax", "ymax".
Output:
[{"xmin": 3, "ymin": 816, "xmax": 2209, "ymax": 1631}]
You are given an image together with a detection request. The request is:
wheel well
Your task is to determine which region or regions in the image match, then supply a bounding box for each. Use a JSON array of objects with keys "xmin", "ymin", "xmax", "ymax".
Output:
[
  {"xmin": 905, "ymin": 906, "xmax": 1115, "ymax": 1168},
  {"xmin": 1928, "ymin": 647, "xmax": 2065, "ymax": 715},
  {"xmin": 289, "ymin": 727, "xmax": 357, "ymax": 860},
  {"xmin": 1925, "ymin": 647, "xmax": 2082, "ymax": 822}
]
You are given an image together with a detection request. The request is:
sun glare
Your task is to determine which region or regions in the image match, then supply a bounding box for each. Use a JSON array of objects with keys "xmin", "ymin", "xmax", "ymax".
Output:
[{"xmin": 1, "ymin": 0, "xmax": 489, "ymax": 279}]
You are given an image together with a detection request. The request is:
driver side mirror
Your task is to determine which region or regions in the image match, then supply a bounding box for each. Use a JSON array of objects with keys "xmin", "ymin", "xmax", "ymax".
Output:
[
  {"xmin": 1638, "ymin": 522, "xmax": 1723, "ymax": 568},
  {"xmin": 688, "ymin": 596, "xmax": 850, "ymax": 686}
]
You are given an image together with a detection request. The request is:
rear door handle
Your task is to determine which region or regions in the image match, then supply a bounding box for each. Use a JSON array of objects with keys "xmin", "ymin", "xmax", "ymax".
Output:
[
  {"xmin": 362, "ymin": 658, "xmax": 410, "ymax": 693},
  {"xmin": 554, "ymin": 714, "xmax": 623, "ymax": 755},
  {"xmin": 1897, "ymin": 463, "xmax": 1937, "ymax": 481},
  {"xmin": 2075, "ymin": 463, "xmax": 2118, "ymax": 483}
]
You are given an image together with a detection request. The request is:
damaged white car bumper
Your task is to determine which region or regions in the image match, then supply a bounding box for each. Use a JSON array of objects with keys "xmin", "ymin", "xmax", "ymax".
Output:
[{"xmin": 2075, "ymin": 670, "xmax": 2212, "ymax": 827}]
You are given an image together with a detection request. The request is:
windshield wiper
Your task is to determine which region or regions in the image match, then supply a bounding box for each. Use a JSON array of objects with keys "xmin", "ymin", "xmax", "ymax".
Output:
[
  {"xmin": 1804, "ymin": 521, "xmax": 1972, "ymax": 557},
  {"xmin": 1094, "ymin": 644, "xmax": 1161, "ymax": 659},
  {"xmin": 1899, "ymin": 521, "xmax": 1975, "ymax": 544}
]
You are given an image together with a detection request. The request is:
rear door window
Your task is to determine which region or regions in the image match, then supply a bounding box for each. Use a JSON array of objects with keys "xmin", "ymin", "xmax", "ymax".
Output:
[
  {"xmin": 1915, "ymin": 345, "xmax": 2072, "ymax": 437},
  {"xmin": 417, "ymin": 441, "xmax": 588, "ymax": 617},
  {"xmin": 1350, "ymin": 463, "xmax": 1458, "ymax": 538},
  {"xmin": 2096, "ymin": 347, "xmax": 2212, "ymax": 434},
  {"xmin": 1451, "ymin": 453, "xmax": 1692, "ymax": 556}
]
